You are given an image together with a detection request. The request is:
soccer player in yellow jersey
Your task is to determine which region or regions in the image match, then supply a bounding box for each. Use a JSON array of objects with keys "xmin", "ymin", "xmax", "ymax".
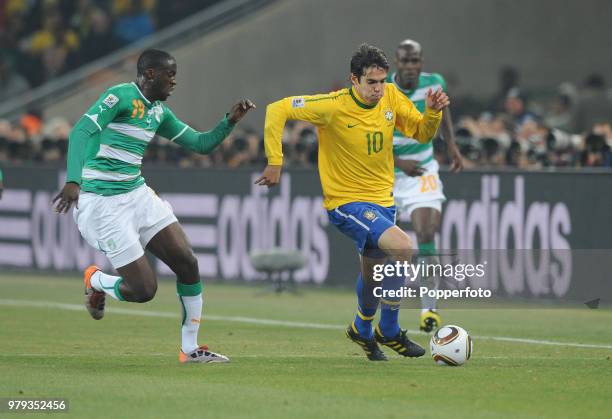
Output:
[{"xmin": 256, "ymin": 44, "xmax": 449, "ymax": 361}]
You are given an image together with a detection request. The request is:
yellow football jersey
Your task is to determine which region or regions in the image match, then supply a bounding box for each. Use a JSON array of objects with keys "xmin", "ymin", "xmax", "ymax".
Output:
[{"xmin": 264, "ymin": 83, "xmax": 442, "ymax": 210}]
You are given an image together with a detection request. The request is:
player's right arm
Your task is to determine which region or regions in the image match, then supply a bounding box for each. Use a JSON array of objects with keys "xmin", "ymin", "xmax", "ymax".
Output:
[
  {"xmin": 53, "ymin": 88, "xmax": 125, "ymax": 213},
  {"xmin": 255, "ymin": 94, "xmax": 334, "ymax": 186}
]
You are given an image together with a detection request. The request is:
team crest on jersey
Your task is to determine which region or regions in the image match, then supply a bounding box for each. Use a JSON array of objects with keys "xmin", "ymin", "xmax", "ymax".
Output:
[
  {"xmin": 102, "ymin": 94, "xmax": 119, "ymax": 109},
  {"xmin": 147, "ymin": 104, "xmax": 164, "ymax": 124},
  {"xmin": 363, "ymin": 210, "xmax": 377, "ymax": 221},
  {"xmin": 292, "ymin": 97, "xmax": 305, "ymax": 108},
  {"xmin": 384, "ymin": 110, "xmax": 394, "ymax": 121}
]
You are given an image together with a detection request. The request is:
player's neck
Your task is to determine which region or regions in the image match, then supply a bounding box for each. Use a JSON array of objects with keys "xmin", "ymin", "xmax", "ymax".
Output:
[{"xmin": 135, "ymin": 80, "xmax": 158, "ymax": 102}]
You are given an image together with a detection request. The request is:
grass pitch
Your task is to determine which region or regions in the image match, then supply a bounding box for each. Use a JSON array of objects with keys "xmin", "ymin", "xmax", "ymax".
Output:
[{"xmin": 0, "ymin": 274, "xmax": 611, "ymax": 418}]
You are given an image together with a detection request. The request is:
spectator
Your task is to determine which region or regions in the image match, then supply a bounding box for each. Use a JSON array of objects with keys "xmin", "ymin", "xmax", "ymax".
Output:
[
  {"xmin": 112, "ymin": 0, "xmax": 155, "ymax": 44},
  {"xmin": 571, "ymin": 74, "xmax": 612, "ymax": 133},
  {"xmin": 503, "ymin": 87, "xmax": 536, "ymax": 130},
  {"xmin": 479, "ymin": 138, "xmax": 503, "ymax": 167},
  {"xmin": 77, "ymin": 6, "xmax": 123, "ymax": 64},
  {"xmin": 545, "ymin": 83, "xmax": 576, "ymax": 132},
  {"xmin": 581, "ymin": 132, "xmax": 611, "ymax": 167},
  {"xmin": 26, "ymin": 8, "xmax": 80, "ymax": 81},
  {"xmin": 491, "ymin": 65, "xmax": 520, "ymax": 112}
]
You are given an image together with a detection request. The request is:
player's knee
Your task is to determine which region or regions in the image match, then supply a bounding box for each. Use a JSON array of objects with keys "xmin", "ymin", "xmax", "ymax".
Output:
[
  {"xmin": 135, "ymin": 281, "xmax": 157, "ymax": 303},
  {"xmin": 391, "ymin": 235, "xmax": 413, "ymax": 263},
  {"xmin": 414, "ymin": 224, "xmax": 436, "ymax": 244}
]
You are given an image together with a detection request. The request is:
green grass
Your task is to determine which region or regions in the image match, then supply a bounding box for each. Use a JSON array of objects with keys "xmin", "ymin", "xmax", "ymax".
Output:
[{"xmin": 0, "ymin": 274, "xmax": 611, "ymax": 418}]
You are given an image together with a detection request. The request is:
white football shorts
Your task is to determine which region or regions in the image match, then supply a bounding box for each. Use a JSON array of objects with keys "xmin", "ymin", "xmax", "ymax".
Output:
[
  {"xmin": 73, "ymin": 184, "xmax": 178, "ymax": 269},
  {"xmin": 394, "ymin": 159, "xmax": 446, "ymax": 218}
]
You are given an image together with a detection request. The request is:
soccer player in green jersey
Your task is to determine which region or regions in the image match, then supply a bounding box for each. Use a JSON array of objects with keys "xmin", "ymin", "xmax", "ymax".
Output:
[
  {"xmin": 389, "ymin": 39, "xmax": 464, "ymax": 332},
  {"xmin": 53, "ymin": 49, "xmax": 255, "ymax": 363}
]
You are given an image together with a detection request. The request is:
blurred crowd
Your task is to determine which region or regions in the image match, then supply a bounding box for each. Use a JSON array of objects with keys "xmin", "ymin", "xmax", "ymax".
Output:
[
  {"xmin": 4, "ymin": 70, "xmax": 611, "ymax": 171},
  {"xmin": 443, "ymin": 70, "xmax": 612, "ymax": 169},
  {"xmin": 0, "ymin": 0, "xmax": 218, "ymax": 98},
  {"xmin": 0, "ymin": 2, "xmax": 610, "ymax": 170}
]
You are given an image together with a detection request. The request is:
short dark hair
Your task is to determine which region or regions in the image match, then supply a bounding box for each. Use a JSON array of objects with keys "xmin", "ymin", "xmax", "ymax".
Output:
[
  {"xmin": 137, "ymin": 49, "xmax": 174, "ymax": 76},
  {"xmin": 350, "ymin": 43, "xmax": 389, "ymax": 79},
  {"xmin": 397, "ymin": 39, "xmax": 422, "ymax": 56}
]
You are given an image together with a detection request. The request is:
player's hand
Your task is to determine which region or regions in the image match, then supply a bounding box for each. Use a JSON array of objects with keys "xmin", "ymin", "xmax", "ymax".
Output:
[
  {"xmin": 395, "ymin": 159, "xmax": 425, "ymax": 177},
  {"xmin": 425, "ymin": 87, "xmax": 450, "ymax": 112},
  {"xmin": 52, "ymin": 182, "xmax": 80, "ymax": 214},
  {"xmin": 228, "ymin": 99, "xmax": 256, "ymax": 124},
  {"xmin": 254, "ymin": 165, "xmax": 282, "ymax": 187},
  {"xmin": 449, "ymin": 145, "xmax": 464, "ymax": 172}
]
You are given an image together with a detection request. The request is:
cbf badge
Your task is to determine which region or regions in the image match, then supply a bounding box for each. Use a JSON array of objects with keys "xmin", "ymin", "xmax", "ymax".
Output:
[
  {"xmin": 363, "ymin": 210, "xmax": 377, "ymax": 221},
  {"xmin": 384, "ymin": 110, "xmax": 393, "ymax": 121}
]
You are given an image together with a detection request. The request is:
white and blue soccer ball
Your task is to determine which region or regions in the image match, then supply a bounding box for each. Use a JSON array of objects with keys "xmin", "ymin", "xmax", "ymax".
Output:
[{"xmin": 430, "ymin": 325, "xmax": 473, "ymax": 366}]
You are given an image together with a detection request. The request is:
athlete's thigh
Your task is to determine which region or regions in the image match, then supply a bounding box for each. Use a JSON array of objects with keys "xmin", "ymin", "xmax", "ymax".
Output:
[
  {"xmin": 116, "ymin": 254, "xmax": 157, "ymax": 285},
  {"xmin": 145, "ymin": 221, "xmax": 193, "ymax": 267},
  {"xmin": 411, "ymin": 207, "xmax": 441, "ymax": 230},
  {"xmin": 138, "ymin": 186, "xmax": 179, "ymax": 248}
]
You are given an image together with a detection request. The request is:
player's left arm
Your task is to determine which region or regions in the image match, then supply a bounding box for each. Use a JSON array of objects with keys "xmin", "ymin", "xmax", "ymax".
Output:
[
  {"xmin": 157, "ymin": 99, "xmax": 255, "ymax": 154},
  {"xmin": 441, "ymin": 107, "xmax": 463, "ymax": 172},
  {"xmin": 394, "ymin": 86, "xmax": 449, "ymax": 143},
  {"xmin": 434, "ymin": 74, "xmax": 463, "ymax": 172}
]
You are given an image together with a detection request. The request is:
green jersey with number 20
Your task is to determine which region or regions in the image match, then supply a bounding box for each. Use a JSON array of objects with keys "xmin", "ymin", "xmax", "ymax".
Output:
[{"xmin": 388, "ymin": 72, "xmax": 446, "ymax": 173}]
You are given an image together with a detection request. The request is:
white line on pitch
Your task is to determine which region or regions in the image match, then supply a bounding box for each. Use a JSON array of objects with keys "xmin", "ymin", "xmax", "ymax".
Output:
[{"xmin": 1, "ymin": 298, "xmax": 611, "ymax": 350}]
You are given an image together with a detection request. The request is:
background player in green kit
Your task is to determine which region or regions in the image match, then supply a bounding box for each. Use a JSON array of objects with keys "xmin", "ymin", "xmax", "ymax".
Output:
[
  {"xmin": 53, "ymin": 49, "xmax": 255, "ymax": 363},
  {"xmin": 389, "ymin": 39, "xmax": 464, "ymax": 332}
]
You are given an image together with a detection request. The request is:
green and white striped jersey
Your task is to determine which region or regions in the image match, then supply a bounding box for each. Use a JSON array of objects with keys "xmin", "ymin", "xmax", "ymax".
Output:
[
  {"xmin": 388, "ymin": 72, "xmax": 446, "ymax": 172},
  {"xmin": 66, "ymin": 82, "xmax": 234, "ymax": 196}
]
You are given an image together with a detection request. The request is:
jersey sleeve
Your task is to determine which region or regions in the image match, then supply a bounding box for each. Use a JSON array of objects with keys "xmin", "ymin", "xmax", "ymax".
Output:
[
  {"xmin": 82, "ymin": 87, "xmax": 126, "ymax": 131},
  {"xmin": 264, "ymin": 94, "xmax": 335, "ymax": 165},
  {"xmin": 156, "ymin": 107, "xmax": 235, "ymax": 154},
  {"xmin": 66, "ymin": 87, "xmax": 126, "ymax": 184},
  {"xmin": 392, "ymin": 85, "xmax": 442, "ymax": 144}
]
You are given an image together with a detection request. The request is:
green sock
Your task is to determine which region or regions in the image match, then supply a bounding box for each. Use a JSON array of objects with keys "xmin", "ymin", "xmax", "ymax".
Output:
[
  {"xmin": 418, "ymin": 241, "xmax": 436, "ymax": 257},
  {"xmin": 417, "ymin": 241, "xmax": 438, "ymax": 310}
]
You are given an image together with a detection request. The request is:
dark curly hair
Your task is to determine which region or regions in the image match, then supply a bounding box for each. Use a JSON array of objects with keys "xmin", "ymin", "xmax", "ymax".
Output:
[{"xmin": 350, "ymin": 43, "xmax": 389, "ymax": 79}]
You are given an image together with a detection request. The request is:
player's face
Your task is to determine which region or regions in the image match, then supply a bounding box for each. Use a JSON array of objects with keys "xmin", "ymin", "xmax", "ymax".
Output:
[
  {"xmin": 396, "ymin": 47, "xmax": 423, "ymax": 85},
  {"xmin": 152, "ymin": 59, "xmax": 177, "ymax": 101},
  {"xmin": 351, "ymin": 66, "xmax": 388, "ymax": 105}
]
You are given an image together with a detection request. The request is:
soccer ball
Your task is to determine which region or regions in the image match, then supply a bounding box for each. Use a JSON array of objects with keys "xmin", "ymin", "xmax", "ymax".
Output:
[{"xmin": 430, "ymin": 325, "xmax": 473, "ymax": 366}]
